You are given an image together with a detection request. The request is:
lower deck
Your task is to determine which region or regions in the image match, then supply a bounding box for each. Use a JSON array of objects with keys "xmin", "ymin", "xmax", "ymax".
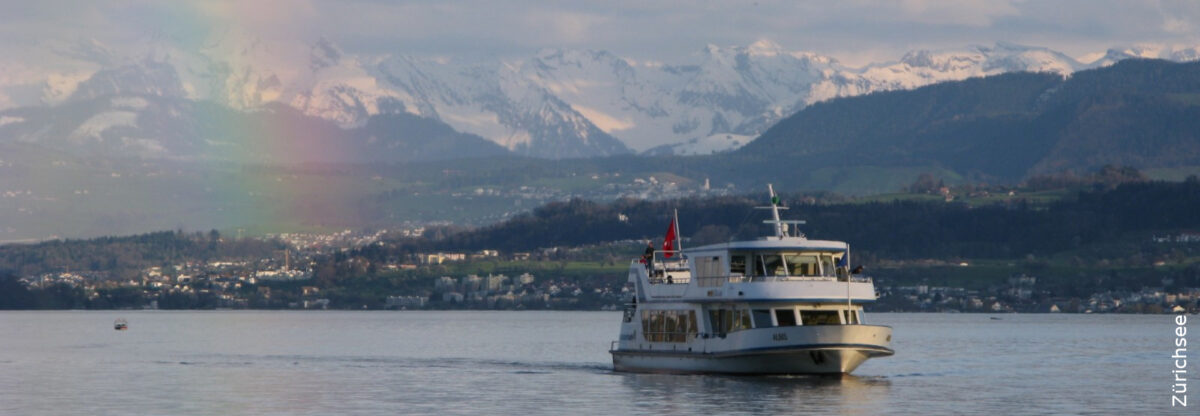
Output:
[
  {"xmin": 612, "ymin": 301, "xmax": 892, "ymax": 374},
  {"xmin": 612, "ymin": 344, "xmax": 890, "ymax": 374}
]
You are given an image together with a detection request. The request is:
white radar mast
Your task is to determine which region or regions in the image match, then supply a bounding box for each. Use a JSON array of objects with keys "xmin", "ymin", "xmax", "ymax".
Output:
[{"xmin": 757, "ymin": 184, "xmax": 806, "ymax": 239}]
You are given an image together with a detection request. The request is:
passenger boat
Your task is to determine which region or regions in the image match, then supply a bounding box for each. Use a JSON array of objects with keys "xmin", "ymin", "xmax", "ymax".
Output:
[
  {"xmin": 114, "ymin": 318, "xmax": 128, "ymax": 331},
  {"xmin": 610, "ymin": 185, "xmax": 893, "ymax": 374}
]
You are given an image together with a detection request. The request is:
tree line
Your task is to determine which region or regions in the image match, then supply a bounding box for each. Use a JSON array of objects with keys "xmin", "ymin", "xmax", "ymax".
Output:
[{"xmin": 374, "ymin": 178, "xmax": 1200, "ymax": 261}]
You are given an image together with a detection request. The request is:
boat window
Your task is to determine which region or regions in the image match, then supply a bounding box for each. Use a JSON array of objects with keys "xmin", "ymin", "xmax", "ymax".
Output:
[
  {"xmin": 735, "ymin": 309, "xmax": 751, "ymax": 331},
  {"xmin": 774, "ymin": 308, "xmax": 797, "ymax": 326},
  {"xmin": 696, "ymin": 256, "xmax": 725, "ymax": 287},
  {"xmin": 757, "ymin": 254, "xmax": 785, "ymax": 276},
  {"xmin": 843, "ymin": 310, "xmax": 859, "ymax": 324},
  {"xmin": 820, "ymin": 255, "xmax": 836, "ymax": 277},
  {"xmin": 664, "ymin": 312, "xmax": 678, "ymax": 335},
  {"xmin": 729, "ymin": 255, "xmax": 746, "ymax": 276},
  {"xmin": 752, "ymin": 309, "xmax": 774, "ymax": 328},
  {"xmin": 642, "ymin": 310, "xmax": 697, "ymax": 343},
  {"xmin": 688, "ymin": 311, "xmax": 698, "ymax": 337},
  {"xmin": 708, "ymin": 310, "xmax": 723, "ymax": 335},
  {"xmin": 784, "ymin": 254, "xmax": 819, "ymax": 276},
  {"xmin": 652, "ymin": 311, "xmax": 665, "ymax": 340},
  {"xmin": 708, "ymin": 308, "xmax": 752, "ymax": 335},
  {"xmin": 800, "ymin": 310, "xmax": 842, "ymax": 325}
]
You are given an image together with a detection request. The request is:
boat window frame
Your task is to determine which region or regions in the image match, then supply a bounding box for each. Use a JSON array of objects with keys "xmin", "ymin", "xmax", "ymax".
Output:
[
  {"xmin": 751, "ymin": 309, "xmax": 774, "ymax": 328},
  {"xmin": 843, "ymin": 309, "xmax": 859, "ymax": 325},
  {"xmin": 799, "ymin": 310, "xmax": 843, "ymax": 326},
  {"xmin": 696, "ymin": 255, "xmax": 725, "ymax": 287},
  {"xmin": 774, "ymin": 308, "xmax": 798, "ymax": 326},
  {"xmin": 707, "ymin": 306, "xmax": 753, "ymax": 336},
  {"xmin": 641, "ymin": 309, "xmax": 698, "ymax": 343},
  {"xmin": 729, "ymin": 254, "xmax": 746, "ymax": 277},
  {"xmin": 734, "ymin": 250, "xmax": 848, "ymax": 279}
]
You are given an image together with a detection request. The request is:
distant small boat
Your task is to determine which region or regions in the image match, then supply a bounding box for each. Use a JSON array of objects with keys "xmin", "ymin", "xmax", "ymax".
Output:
[
  {"xmin": 114, "ymin": 318, "xmax": 128, "ymax": 331},
  {"xmin": 989, "ymin": 317, "xmax": 1002, "ymax": 320}
]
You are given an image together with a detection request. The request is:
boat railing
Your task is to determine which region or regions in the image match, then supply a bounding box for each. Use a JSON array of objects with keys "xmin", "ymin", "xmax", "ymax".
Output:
[
  {"xmin": 637, "ymin": 251, "xmax": 691, "ymax": 285},
  {"xmin": 640, "ymin": 331, "xmax": 696, "ymax": 343},
  {"xmin": 648, "ymin": 275, "xmax": 690, "ymax": 285},
  {"xmin": 716, "ymin": 274, "xmax": 873, "ymax": 284},
  {"xmin": 848, "ymin": 275, "xmax": 873, "ymax": 283},
  {"xmin": 651, "ymin": 251, "xmax": 687, "ymax": 270}
]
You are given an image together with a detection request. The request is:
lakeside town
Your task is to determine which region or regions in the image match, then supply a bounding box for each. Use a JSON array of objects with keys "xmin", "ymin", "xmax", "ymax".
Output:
[{"xmin": 13, "ymin": 228, "xmax": 1200, "ymax": 314}]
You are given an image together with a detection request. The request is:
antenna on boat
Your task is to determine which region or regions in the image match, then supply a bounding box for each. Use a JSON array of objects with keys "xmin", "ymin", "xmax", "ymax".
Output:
[
  {"xmin": 757, "ymin": 184, "xmax": 804, "ymax": 239},
  {"xmin": 768, "ymin": 184, "xmax": 783, "ymax": 237}
]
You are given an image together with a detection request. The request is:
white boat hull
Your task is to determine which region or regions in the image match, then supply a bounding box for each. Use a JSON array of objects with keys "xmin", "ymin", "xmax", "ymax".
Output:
[{"xmin": 611, "ymin": 325, "xmax": 893, "ymax": 375}]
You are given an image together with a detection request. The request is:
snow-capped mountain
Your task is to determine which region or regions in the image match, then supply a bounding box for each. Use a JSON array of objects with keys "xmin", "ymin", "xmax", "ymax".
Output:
[
  {"xmin": 0, "ymin": 93, "xmax": 510, "ymax": 164},
  {"xmin": 1083, "ymin": 44, "xmax": 1200, "ymax": 68},
  {"xmin": 1, "ymin": 38, "xmax": 1197, "ymax": 159}
]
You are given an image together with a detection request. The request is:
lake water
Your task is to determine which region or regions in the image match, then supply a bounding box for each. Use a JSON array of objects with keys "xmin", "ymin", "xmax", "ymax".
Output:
[{"xmin": 0, "ymin": 311, "xmax": 1186, "ymax": 415}]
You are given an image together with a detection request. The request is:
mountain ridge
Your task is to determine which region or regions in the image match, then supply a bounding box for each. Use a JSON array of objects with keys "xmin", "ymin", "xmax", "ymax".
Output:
[
  {"xmin": 737, "ymin": 59, "xmax": 1200, "ymax": 182},
  {"xmin": 2, "ymin": 60, "xmax": 1200, "ymax": 241},
  {"xmin": 0, "ymin": 94, "xmax": 510, "ymax": 164},
  {"xmin": 3, "ymin": 38, "xmax": 1198, "ymax": 158}
]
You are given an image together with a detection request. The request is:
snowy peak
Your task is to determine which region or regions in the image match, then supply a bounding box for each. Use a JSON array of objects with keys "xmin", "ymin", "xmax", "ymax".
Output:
[
  {"xmin": 68, "ymin": 60, "xmax": 187, "ymax": 102},
  {"xmin": 3, "ymin": 39, "xmax": 1199, "ymax": 159},
  {"xmin": 897, "ymin": 42, "xmax": 1081, "ymax": 76},
  {"xmin": 1088, "ymin": 44, "xmax": 1200, "ymax": 67},
  {"xmin": 745, "ymin": 39, "xmax": 786, "ymax": 57}
]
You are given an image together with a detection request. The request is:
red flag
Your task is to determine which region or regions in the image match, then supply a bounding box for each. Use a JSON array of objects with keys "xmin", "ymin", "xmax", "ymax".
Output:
[{"xmin": 662, "ymin": 219, "xmax": 677, "ymax": 258}]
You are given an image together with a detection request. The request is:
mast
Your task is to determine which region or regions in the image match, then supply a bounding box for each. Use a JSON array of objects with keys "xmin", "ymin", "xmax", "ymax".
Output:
[
  {"xmin": 758, "ymin": 184, "xmax": 801, "ymax": 239},
  {"xmin": 767, "ymin": 184, "xmax": 783, "ymax": 237}
]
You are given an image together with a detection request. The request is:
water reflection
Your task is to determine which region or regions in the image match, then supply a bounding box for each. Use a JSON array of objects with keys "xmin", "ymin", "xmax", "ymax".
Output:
[{"xmin": 617, "ymin": 372, "xmax": 890, "ymax": 414}]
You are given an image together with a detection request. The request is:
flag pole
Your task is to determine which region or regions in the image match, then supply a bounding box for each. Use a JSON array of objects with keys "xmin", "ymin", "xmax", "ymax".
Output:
[
  {"xmin": 673, "ymin": 208, "xmax": 683, "ymax": 254},
  {"xmin": 846, "ymin": 244, "xmax": 852, "ymax": 321}
]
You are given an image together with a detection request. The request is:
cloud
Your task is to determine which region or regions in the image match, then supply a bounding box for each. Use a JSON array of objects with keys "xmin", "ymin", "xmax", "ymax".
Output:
[
  {"xmin": 3, "ymin": 0, "xmax": 1200, "ymax": 67},
  {"xmin": 876, "ymin": 0, "xmax": 1021, "ymax": 27},
  {"xmin": 1158, "ymin": 0, "xmax": 1200, "ymax": 36}
]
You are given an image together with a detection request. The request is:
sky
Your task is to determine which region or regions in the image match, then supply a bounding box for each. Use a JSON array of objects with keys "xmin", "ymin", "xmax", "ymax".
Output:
[{"xmin": 2, "ymin": 0, "xmax": 1199, "ymax": 65}]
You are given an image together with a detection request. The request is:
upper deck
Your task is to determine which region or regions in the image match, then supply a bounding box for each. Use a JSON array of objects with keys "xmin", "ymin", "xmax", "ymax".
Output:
[
  {"xmin": 630, "ymin": 243, "xmax": 876, "ymax": 304},
  {"xmin": 631, "ymin": 184, "xmax": 876, "ymax": 304}
]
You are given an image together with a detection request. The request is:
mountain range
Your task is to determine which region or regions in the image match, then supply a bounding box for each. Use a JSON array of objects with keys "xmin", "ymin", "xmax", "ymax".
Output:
[
  {"xmin": 2, "ymin": 37, "xmax": 1198, "ymax": 159},
  {"xmin": 0, "ymin": 94, "xmax": 507, "ymax": 164},
  {"xmin": 3, "ymin": 38, "xmax": 1200, "ymax": 242},
  {"xmin": 731, "ymin": 59, "xmax": 1200, "ymax": 183}
]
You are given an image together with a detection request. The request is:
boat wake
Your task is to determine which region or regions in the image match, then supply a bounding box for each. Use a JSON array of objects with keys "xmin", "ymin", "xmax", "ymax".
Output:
[{"xmin": 151, "ymin": 353, "xmax": 613, "ymax": 374}]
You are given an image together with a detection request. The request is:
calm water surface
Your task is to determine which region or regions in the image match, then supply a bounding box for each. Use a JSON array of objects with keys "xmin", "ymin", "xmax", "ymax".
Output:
[{"xmin": 0, "ymin": 311, "xmax": 1185, "ymax": 415}]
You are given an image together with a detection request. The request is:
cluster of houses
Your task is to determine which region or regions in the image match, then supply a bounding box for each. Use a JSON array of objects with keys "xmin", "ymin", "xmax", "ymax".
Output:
[
  {"xmin": 14, "ymin": 224, "xmax": 1198, "ymax": 313},
  {"xmin": 418, "ymin": 272, "xmax": 624, "ymax": 309},
  {"xmin": 20, "ymin": 259, "xmax": 308, "ymax": 309},
  {"xmin": 878, "ymin": 274, "xmax": 1200, "ymax": 313},
  {"xmin": 269, "ymin": 229, "xmax": 391, "ymax": 251},
  {"xmin": 380, "ymin": 272, "xmax": 628, "ymax": 310}
]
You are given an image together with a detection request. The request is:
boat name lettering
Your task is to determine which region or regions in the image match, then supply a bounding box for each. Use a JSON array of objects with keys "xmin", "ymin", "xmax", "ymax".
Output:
[{"xmin": 773, "ymin": 333, "xmax": 788, "ymax": 341}]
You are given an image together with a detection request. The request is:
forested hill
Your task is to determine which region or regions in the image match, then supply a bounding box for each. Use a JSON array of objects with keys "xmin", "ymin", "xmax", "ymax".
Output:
[
  {"xmin": 734, "ymin": 59, "xmax": 1200, "ymax": 182},
  {"xmin": 398, "ymin": 179, "xmax": 1200, "ymax": 260}
]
